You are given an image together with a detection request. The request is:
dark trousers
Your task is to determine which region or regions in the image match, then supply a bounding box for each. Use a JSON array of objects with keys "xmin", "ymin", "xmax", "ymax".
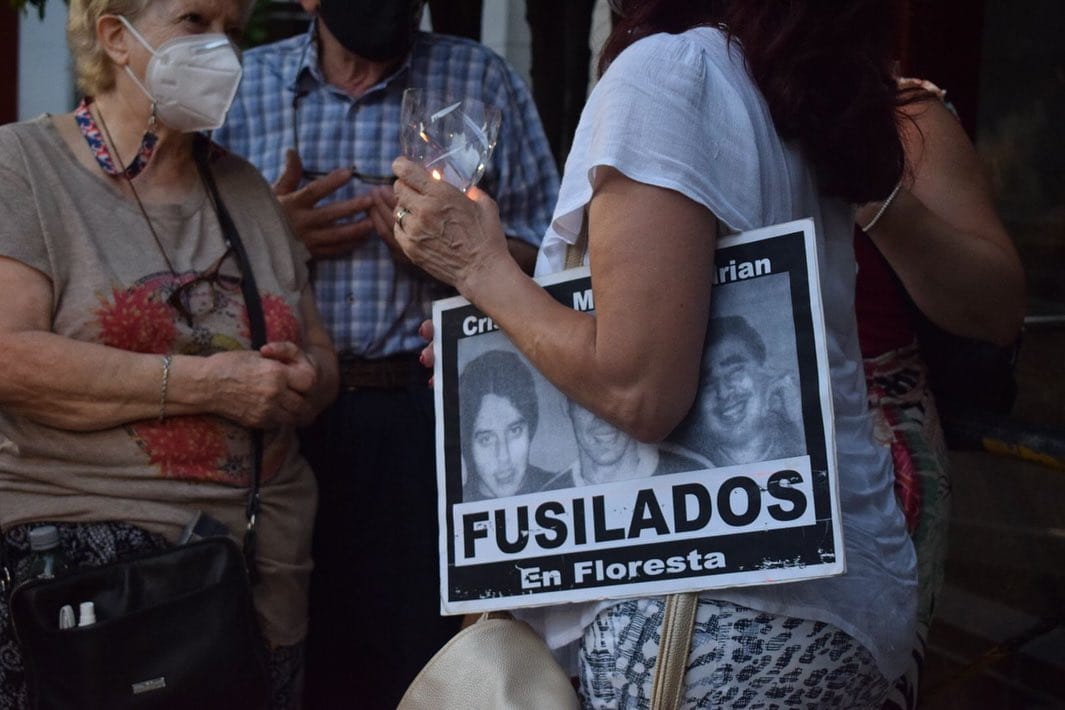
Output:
[{"xmin": 300, "ymin": 386, "xmax": 461, "ymax": 709}]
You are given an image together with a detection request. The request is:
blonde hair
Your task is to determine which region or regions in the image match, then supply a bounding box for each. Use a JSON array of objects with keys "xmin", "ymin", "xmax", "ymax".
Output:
[
  {"xmin": 67, "ymin": 0, "xmax": 254, "ymax": 96},
  {"xmin": 67, "ymin": 0, "xmax": 152, "ymax": 95}
]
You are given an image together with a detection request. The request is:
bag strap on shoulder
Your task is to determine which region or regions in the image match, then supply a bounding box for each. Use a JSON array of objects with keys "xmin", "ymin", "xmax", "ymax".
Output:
[
  {"xmin": 650, "ymin": 592, "xmax": 699, "ymax": 710},
  {"xmin": 564, "ymin": 210, "xmax": 589, "ymax": 269},
  {"xmin": 194, "ymin": 137, "xmax": 267, "ymax": 583}
]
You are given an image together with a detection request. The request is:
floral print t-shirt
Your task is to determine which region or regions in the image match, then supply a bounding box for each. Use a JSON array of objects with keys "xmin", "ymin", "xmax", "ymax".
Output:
[{"xmin": 0, "ymin": 116, "xmax": 316, "ymax": 647}]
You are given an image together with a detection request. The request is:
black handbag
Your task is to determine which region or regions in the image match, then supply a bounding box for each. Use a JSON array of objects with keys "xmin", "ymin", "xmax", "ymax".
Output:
[
  {"xmin": 1, "ymin": 139, "xmax": 272, "ymax": 709},
  {"xmin": 8, "ymin": 538, "xmax": 268, "ymax": 709}
]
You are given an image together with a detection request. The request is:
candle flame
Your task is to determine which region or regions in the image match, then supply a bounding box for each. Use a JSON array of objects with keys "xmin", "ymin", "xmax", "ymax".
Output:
[{"xmin": 431, "ymin": 169, "xmax": 442, "ymax": 181}]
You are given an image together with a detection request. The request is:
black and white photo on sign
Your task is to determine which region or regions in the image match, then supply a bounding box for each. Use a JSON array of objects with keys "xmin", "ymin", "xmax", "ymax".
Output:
[
  {"xmin": 457, "ymin": 334, "xmax": 716, "ymax": 503},
  {"xmin": 670, "ymin": 271, "xmax": 806, "ymax": 467},
  {"xmin": 559, "ymin": 400, "xmax": 712, "ymax": 488},
  {"xmin": 457, "ymin": 342, "xmax": 568, "ymax": 501},
  {"xmin": 436, "ymin": 221, "xmax": 840, "ymax": 612}
]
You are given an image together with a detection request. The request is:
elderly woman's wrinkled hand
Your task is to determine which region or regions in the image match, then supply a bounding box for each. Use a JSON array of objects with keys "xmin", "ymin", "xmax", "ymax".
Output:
[
  {"xmin": 368, "ymin": 185, "xmax": 415, "ymax": 267},
  {"xmin": 390, "ymin": 157, "xmax": 511, "ymax": 294},
  {"xmin": 206, "ymin": 348, "xmax": 319, "ymax": 429},
  {"xmin": 260, "ymin": 341, "xmax": 324, "ymax": 427}
]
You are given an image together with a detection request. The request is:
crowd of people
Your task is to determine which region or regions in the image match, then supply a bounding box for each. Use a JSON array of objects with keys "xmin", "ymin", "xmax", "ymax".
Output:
[{"xmin": 0, "ymin": 0, "xmax": 1024, "ymax": 709}]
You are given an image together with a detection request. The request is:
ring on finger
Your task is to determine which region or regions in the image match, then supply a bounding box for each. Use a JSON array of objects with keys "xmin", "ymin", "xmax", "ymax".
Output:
[{"xmin": 395, "ymin": 206, "xmax": 411, "ymax": 231}]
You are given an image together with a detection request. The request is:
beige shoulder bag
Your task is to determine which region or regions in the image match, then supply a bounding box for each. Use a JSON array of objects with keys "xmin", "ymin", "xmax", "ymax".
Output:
[{"xmin": 397, "ymin": 611, "xmax": 580, "ymax": 710}]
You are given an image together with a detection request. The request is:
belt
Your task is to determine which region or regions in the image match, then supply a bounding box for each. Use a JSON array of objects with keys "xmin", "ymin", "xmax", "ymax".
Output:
[{"xmin": 338, "ymin": 353, "xmax": 425, "ymax": 390}]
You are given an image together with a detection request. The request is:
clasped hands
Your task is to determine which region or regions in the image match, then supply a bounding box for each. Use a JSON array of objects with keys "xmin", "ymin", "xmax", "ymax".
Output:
[{"xmin": 207, "ymin": 341, "xmax": 322, "ymax": 429}]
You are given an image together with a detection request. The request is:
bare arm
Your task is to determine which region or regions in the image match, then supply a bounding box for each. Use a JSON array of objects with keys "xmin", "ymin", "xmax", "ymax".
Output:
[
  {"xmin": 857, "ymin": 99, "xmax": 1025, "ymax": 345},
  {"xmin": 0, "ymin": 256, "xmax": 327, "ymax": 431},
  {"xmin": 393, "ymin": 160, "xmax": 717, "ymax": 442}
]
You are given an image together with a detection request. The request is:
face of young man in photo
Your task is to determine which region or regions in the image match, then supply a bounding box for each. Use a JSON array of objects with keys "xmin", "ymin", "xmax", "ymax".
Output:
[
  {"xmin": 570, "ymin": 402, "xmax": 635, "ymax": 469},
  {"xmin": 470, "ymin": 393, "xmax": 531, "ymax": 498},
  {"xmin": 702, "ymin": 335, "xmax": 771, "ymax": 447}
]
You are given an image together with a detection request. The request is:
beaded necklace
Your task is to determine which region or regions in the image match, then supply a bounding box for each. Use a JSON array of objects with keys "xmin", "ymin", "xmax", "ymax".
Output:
[
  {"xmin": 77, "ymin": 96, "xmax": 179, "ymax": 276},
  {"xmin": 74, "ymin": 97, "xmax": 158, "ymax": 179},
  {"xmin": 74, "ymin": 97, "xmax": 235, "ymax": 297}
]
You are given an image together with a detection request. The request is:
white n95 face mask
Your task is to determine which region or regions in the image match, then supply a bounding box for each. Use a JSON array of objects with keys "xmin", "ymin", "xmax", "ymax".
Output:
[{"xmin": 118, "ymin": 16, "xmax": 243, "ymax": 133}]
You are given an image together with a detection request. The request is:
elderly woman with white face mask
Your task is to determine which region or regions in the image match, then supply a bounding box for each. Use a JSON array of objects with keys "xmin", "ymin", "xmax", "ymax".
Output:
[{"xmin": 0, "ymin": 0, "xmax": 338, "ymax": 705}]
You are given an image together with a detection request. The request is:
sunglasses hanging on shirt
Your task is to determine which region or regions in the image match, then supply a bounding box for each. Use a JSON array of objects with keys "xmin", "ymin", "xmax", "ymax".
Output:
[{"xmin": 290, "ymin": 89, "xmax": 397, "ymax": 185}]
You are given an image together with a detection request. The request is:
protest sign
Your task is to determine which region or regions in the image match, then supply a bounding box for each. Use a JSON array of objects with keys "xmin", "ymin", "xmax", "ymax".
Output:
[{"xmin": 432, "ymin": 219, "xmax": 842, "ymax": 613}]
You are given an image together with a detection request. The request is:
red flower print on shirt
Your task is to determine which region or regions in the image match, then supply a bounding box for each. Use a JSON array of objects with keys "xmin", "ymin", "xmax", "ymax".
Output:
[
  {"xmin": 241, "ymin": 293, "xmax": 302, "ymax": 345},
  {"xmin": 95, "ymin": 283, "xmax": 176, "ymax": 354},
  {"xmin": 101, "ymin": 278, "xmax": 291, "ymax": 484},
  {"xmin": 132, "ymin": 416, "xmax": 243, "ymax": 483}
]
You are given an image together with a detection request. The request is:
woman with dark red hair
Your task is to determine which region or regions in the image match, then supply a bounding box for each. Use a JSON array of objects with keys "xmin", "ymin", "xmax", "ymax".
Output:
[{"xmin": 392, "ymin": 0, "xmax": 917, "ymax": 705}]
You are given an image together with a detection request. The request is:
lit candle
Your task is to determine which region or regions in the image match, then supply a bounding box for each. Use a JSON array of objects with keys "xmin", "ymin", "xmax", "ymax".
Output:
[{"xmin": 431, "ymin": 169, "xmax": 442, "ymax": 181}]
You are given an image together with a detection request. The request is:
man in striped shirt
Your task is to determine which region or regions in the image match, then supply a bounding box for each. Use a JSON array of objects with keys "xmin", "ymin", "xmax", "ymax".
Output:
[{"xmin": 215, "ymin": 1, "xmax": 558, "ymax": 706}]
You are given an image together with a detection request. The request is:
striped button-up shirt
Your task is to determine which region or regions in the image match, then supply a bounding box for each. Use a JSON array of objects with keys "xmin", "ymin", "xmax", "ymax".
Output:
[{"xmin": 215, "ymin": 24, "xmax": 559, "ymax": 357}]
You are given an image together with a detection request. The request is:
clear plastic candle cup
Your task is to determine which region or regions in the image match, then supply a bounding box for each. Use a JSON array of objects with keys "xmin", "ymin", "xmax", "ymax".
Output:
[{"xmin": 400, "ymin": 88, "xmax": 502, "ymax": 193}]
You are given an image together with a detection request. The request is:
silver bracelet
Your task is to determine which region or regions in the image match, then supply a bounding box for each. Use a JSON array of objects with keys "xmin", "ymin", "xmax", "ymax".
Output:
[
  {"xmin": 861, "ymin": 180, "xmax": 903, "ymax": 233},
  {"xmin": 159, "ymin": 354, "xmax": 173, "ymax": 422}
]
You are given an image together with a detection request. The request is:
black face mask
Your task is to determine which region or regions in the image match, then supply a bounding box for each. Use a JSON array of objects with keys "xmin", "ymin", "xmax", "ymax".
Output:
[{"xmin": 318, "ymin": 0, "xmax": 421, "ymax": 61}]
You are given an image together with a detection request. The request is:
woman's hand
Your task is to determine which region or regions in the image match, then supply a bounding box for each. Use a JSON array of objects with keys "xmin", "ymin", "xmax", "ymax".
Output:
[
  {"xmin": 259, "ymin": 341, "xmax": 322, "ymax": 427},
  {"xmin": 195, "ymin": 286, "xmax": 337, "ymax": 429},
  {"xmin": 418, "ymin": 319, "xmax": 435, "ymax": 370},
  {"xmin": 857, "ymin": 98, "xmax": 1024, "ymax": 345},
  {"xmin": 367, "ymin": 185, "xmax": 412, "ymax": 266},
  {"xmin": 417, "ymin": 319, "xmax": 436, "ymax": 389},
  {"xmin": 390, "ymin": 157, "xmax": 513, "ymax": 297},
  {"xmin": 199, "ymin": 348, "xmax": 317, "ymax": 429}
]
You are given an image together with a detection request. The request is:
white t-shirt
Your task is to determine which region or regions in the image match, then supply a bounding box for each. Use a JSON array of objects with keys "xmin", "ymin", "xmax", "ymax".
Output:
[{"xmin": 527, "ymin": 27, "xmax": 917, "ymax": 681}]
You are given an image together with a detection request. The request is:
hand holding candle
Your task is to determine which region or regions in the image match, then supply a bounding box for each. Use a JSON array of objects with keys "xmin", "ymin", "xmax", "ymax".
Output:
[{"xmin": 400, "ymin": 88, "xmax": 502, "ymax": 193}]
